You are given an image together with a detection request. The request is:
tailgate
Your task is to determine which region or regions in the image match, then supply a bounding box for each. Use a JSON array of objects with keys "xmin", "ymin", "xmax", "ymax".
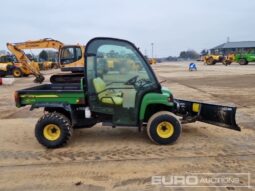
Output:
[{"xmin": 15, "ymin": 84, "xmax": 84, "ymax": 107}]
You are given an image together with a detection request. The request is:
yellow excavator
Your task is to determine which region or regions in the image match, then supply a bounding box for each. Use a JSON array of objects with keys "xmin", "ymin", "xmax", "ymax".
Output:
[
  {"xmin": 7, "ymin": 42, "xmax": 45, "ymax": 82},
  {"xmin": 11, "ymin": 38, "xmax": 64, "ymax": 70},
  {"xmin": 58, "ymin": 44, "xmax": 85, "ymax": 72},
  {"xmin": 7, "ymin": 38, "xmax": 85, "ymax": 83}
]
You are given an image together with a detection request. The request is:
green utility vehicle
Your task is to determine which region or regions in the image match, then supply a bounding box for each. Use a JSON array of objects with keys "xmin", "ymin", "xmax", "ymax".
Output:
[
  {"xmin": 15, "ymin": 38, "xmax": 240, "ymax": 148},
  {"xmin": 235, "ymin": 52, "xmax": 255, "ymax": 65}
]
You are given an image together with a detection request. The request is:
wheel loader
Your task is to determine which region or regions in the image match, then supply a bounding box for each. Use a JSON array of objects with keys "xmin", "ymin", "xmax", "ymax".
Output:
[
  {"xmin": 0, "ymin": 54, "xmax": 27, "ymax": 77},
  {"xmin": 202, "ymin": 54, "xmax": 224, "ymax": 65},
  {"xmin": 14, "ymin": 37, "xmax": 240, "ymax": 148},
  {"xmin": 0, "ymin": 55, "xmax": 14, "ymax": 77}
]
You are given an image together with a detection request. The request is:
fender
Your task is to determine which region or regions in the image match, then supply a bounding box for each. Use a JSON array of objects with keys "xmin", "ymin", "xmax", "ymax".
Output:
[{"xmin": 139, "ymin": 91, "xmax": 174, "ymax": 121}]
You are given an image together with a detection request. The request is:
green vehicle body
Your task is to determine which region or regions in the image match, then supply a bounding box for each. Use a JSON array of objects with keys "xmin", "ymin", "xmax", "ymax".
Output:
[
  {"xmin": 235, "ymin": 52, "xmax": 255, "ymax": 64},
  {"xmin": 16, "ymin": 82, "xmax": 174, "ymax": 126},
  {"xmin": 139, "ymin": 87, "xmax": 173, "ymax": 121}
]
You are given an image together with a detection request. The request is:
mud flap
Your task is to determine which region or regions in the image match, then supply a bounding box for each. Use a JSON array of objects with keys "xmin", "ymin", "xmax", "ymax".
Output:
[{"xmin": 174, "ymin": 99, "xmax": 241, "ymax": 131}]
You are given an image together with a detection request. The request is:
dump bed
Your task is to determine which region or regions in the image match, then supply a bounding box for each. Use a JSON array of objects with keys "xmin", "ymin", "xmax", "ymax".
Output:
[{"xmin": 15, "ymin": 83, "xmax": 85, "ymax": 107}]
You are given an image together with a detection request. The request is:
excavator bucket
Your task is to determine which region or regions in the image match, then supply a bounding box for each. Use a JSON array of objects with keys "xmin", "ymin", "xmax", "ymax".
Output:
[{"xmin": 175, "ymin": 99, "xmax": 241, "ymax": 131}]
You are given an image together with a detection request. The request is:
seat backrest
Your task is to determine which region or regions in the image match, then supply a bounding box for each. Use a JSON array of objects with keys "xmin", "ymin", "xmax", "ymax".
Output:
[{"xmin": 93, "ymin": 77, "xmax": 106, "ymax": 95}]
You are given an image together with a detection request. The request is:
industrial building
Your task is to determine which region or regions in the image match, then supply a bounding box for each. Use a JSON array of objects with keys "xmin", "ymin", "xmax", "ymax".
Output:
[{"xmin": 210, "ymin": 41, "xmax": 255, "ymax": 55}]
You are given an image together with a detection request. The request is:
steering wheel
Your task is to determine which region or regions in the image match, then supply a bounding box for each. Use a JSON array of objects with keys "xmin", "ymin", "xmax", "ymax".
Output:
[
  {"xmin": 136, "ymin": 79, "xmax": 152, "ymax": 88},
  {"xmin": 125, "ymin": 75, "xmax": 139, "ymax": 85}
]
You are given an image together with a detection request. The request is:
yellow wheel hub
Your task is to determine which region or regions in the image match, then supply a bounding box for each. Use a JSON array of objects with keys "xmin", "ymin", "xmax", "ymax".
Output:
[
  {"xmin": 14, "ymin": 70, "xmax": 21, "ymax": 77},
  {"xmin": 43, "ymin": 124, "xmax": 61, "ymax": 141},
  {"xmin": 156, "ymin": 122, "xmax": 174, "ymax": 138}
]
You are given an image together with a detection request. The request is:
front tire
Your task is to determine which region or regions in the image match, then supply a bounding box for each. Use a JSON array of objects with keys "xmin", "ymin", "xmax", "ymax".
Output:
[
  {"xmin": 35, "ymin": 112, "xmax": 73, "ymax": 148},
  {"xmin": 239, "ymin": 59, "xmax": 248, "ymax": 65},
  {"xmin": 207, "ymin": 57, "xmax": 216, "ymax": 65},
  {"xmin": 12, "ymin": 68, "xmax": 23, "ymax": 78},
  {"xmin": 147, "ymin": 111, "xmax": 182, "ymax": 145}
]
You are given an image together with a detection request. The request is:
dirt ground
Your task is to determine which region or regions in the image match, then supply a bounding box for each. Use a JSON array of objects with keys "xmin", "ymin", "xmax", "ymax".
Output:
[{"xmin": 0, "ymin": 62, "xmax": 255, "ymax": 191}]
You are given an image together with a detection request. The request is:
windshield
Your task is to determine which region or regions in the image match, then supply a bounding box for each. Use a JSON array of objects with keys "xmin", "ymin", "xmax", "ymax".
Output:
[{"xmin": 93, "ymin": 41, "xmax": 157, "ymax": 89}]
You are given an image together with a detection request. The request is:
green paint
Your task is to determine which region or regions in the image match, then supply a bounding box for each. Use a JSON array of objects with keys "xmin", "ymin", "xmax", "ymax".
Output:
[
  {"xmin": 235, "ymin": 53, "xmax": 255, "ymax": 62},
  {"xmin": 20, "ymin": 92, "xmax": 85, "ymax": 105},
  {"xmin": 139, "ymin": 87, "xmax": 174, "ymax": 120}
]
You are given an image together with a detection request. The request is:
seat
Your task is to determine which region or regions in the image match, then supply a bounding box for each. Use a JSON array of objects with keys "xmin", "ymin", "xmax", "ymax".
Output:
[{"xmin": 93, "ymin": 77, "xmax": 123, "ymax": 106}]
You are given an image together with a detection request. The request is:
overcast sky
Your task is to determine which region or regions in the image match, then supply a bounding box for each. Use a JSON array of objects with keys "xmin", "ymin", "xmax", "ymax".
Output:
[{"xmin": 1, "ymin": 0, "xmax": 255, "ymax": 57}]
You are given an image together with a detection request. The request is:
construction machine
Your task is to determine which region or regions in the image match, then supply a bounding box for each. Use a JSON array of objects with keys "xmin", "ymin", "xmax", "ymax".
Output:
[
  {"xmin": 15, "ymin": 37, "xmax": 240, "ymax": 148},
  {"xmin": 59, "ymin": 44, "xmax": 85, "ymax": 72},
  {"xmin": 149, "ymin": 58, "xmax": 157, "ymax": 65},
  {"xmin": 7, "ymin": 42, "xmax": 45, "ymax": 82},
  {"xmin": 222, "ymin": 53, "xmax": 235, "ymax": 65},
  {"xmin": 13, "ymin": 38, "xmax": 85, "ymax": 72},
  {"xmin": 202, "ymin": 54, "xmax": 224, "ymax": 65},
  {"xmin": 235, "ymin": 52, "xmax": 255, "ymax": 65},
  {"xmin": 0, "ymin": 54, "xmax": 31, "ymax": 78},
  {"xmin": 50, "ymin": 43, "xmax": 85, "ymax": 83},
  {"xmin": 0, "ymin": 54, "xmax": 16, "ymax": 77},
  {"xmin": 7, "ymin": 38, "xmax": 85, "ymax": 83},
  {"xmin": 10, "ymin": 38, "xmax": 64, "ymax": 70}
]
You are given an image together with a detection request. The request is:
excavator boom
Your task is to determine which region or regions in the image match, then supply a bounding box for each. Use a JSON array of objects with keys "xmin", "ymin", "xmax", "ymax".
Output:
[
  {"xmin": 6, "ymin": 38, "xmax": 64, "ymax": 83},
  {"xmin": 7, "ymin": 43, "xmax": 44, "ymax": 83},
  {"xmin": 13, "ymin": 38, "xmax": 64, "ymax": 50}
]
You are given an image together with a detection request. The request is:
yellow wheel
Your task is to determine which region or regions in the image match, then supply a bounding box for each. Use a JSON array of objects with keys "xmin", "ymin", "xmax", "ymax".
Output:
[
  {"xmin": 12, "ymin": 68, "xmax": 22, "ymax": 78},
  {"xmin": 43, "ymin": 124, "xmax": 61, "ymax": 141},
  {"xmin": 147, "ymin": 111, "xmax": 182, "ymax": 145},
  {"xmin": 207, "ymin": 57, "xmax": 216, "ymax": 65},
  {"xmin": 156, "ymin": 122, "xmax": 174, "ymax": 138},
  {"xmin": 35, "ymin": 112, "xmax": 72, "ymax": 148}
]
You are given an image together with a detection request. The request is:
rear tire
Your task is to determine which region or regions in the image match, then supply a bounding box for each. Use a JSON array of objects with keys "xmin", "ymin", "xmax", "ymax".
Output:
[
  {"xmin": 35, "ymin": 112, "xmax": 73, "ymax": 148},
  {"xmin": 12, "ymin": 68, "xmax": 23, "ymax": 78},
  {"xmin": 147, "ymin": 111, "xmax": 182, "ymax": 145},
  {"xmin": 239, "ymin": 59, "xmax": 248, "ymax": 65},
  {"xmin": 207, "ymin": 57, "xmax": 216, "ymax": 65}
]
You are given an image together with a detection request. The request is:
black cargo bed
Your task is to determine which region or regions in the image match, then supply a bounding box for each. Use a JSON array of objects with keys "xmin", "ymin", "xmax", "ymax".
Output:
[{"xmin": 17, "ymin": 83, "xmax": 82, "ymax": 93}]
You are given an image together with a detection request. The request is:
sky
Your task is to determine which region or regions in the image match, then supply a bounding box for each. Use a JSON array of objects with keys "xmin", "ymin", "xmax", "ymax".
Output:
[{"xmin": 1, "ymin": 0, "xmax": 255, "ymax": 57}]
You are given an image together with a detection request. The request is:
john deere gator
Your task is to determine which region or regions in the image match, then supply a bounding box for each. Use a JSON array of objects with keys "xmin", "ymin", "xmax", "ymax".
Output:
[{"xmin": 14, "ymin": 37, "xmax": 240, "ymax": 148}]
